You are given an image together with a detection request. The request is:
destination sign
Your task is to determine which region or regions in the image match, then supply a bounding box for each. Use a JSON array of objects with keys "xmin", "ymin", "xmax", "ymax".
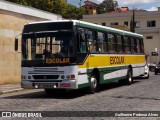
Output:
[
  {"xmin": 110, "ymin": 56, "xmax": 125, "ymax": 65},
  {"xmin": 46, "ymin": 58, "xmax": 70, "ymax": 64}
]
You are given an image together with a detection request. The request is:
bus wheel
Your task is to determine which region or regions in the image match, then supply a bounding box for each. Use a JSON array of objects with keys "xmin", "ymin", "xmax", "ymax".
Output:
[
  {"xmin": 88, "ymin": 75, "xmax": 98, "ymax": 94},
  {"xmin": 126, "ymin": 68, "xmax": 133, "ymax": 85}
]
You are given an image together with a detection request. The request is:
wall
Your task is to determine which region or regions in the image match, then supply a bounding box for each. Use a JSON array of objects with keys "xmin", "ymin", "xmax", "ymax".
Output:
[{"xmin": 0, "ymin": 1, "xmax": 62, "ymax": 84}]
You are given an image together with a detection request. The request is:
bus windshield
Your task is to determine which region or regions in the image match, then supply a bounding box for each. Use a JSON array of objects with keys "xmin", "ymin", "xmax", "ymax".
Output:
[{"xmin": 22, "ymin": 31, "xmax": 75, "ymax": 61}]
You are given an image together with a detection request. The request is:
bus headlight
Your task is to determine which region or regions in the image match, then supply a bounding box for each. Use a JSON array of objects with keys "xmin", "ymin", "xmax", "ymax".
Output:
[
  {"xmin": 66, "ymin": 75, "xmax": 70, "ymax": 79},
  {"xmin": 70, "ymin": 74, "xmax": 75, "ymax": 79},
  {"xmin": 21, "ymin": 75, "xmax": 27, "ymax": 80},
  {"xmin": 66, "ymin": 74, "xmax": 75, "ymax": 79},
  {"xmin": 61, "ymin": 75, "xmax": 65, "ymax": 79}
]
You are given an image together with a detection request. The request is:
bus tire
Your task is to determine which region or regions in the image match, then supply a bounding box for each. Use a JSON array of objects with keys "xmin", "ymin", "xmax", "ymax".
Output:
[
  {"xmin": 125, "ymin": 68, "xmax": 133, "ymax": 85},
  {"xmin": 88, "ymin": 75, "xmax": 98, "ymax": 94}
]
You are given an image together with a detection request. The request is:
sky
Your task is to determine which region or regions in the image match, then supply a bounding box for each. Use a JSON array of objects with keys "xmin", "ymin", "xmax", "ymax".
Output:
[{"xmin": 67, "ymin": 0, "xmax": 160, "ymax": 11}]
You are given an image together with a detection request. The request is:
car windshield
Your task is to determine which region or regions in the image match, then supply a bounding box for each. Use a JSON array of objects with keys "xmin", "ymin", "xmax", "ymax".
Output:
[{"xmin": 22, "ymin": 31, "xmax": 74, "ymax": 61}]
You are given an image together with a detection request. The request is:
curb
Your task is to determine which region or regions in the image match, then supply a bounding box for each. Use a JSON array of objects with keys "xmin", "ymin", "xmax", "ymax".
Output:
[{"xmin": 0, "ymin": 88, "xmax": 24, "ymax": 95}]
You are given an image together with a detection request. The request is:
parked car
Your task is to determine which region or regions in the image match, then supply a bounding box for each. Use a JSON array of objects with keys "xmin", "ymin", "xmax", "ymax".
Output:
[
  {"xmin": 149, "ymin": 63, "xmax": 156, "ymax": 72},
  {"xmin": 155, "ymin": 61, "xmax": 160, "ymax": 75}
]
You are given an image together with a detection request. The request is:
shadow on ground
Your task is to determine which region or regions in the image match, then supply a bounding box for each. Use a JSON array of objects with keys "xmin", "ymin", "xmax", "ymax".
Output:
[{"xmin": 1, "ymin": 80, "xmax": 140, "ymax": 100}]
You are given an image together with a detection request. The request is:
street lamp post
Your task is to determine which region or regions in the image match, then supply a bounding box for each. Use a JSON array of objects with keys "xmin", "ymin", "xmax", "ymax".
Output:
[{"xmin": 80, "ymin": 0, "xmax": 82, "ymax": 7}]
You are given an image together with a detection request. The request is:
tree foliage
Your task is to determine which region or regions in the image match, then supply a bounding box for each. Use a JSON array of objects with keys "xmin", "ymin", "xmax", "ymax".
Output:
[
  {"xmin": 63, "ymin": 4, "xmax": 85, "ymax": 19},
  {"xmin": 97, "ymin": 0, "xmax": 118, "ymax": 14},
  {"xmin": 5, "ymin": 0, "xmax": 85, "ymax": 19}
]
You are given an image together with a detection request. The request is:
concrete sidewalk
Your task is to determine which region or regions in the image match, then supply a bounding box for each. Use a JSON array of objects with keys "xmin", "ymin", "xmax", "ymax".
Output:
[{"xmin": 0, "ymin": 83, "xmax": 24, "ymax": 94}]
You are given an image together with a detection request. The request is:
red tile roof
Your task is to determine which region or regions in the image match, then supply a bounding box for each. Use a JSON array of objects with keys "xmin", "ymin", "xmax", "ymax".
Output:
[
  {"xmin": 107, "ymin": 7, "xmax": 147, "ymax": 14},
  {"xmin": 83, "ymin": 0, "xmax": 98, "ymax": 7}
]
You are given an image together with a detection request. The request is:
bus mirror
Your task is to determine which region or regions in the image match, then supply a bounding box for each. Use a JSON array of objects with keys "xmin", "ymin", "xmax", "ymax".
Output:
[{"xmin": 15, "ymin": 38, "xmax": 18, "ymax": 51}]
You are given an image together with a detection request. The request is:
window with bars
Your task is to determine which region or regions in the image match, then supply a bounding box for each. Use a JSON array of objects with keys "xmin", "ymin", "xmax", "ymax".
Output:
[{"xmin": 147, "ymin": 20, "xmax": 156, "ymax": 27}]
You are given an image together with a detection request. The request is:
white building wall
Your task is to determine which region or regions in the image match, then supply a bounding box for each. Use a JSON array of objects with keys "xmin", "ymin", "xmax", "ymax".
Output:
[{"xmin": 0, "ymin": 0, "xmax": 62, "ymax": 84}]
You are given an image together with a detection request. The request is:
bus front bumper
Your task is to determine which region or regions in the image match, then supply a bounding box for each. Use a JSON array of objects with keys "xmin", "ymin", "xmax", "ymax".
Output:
[{"xmin": 21, "ymin": 80, "xmax": 77, "ymax": 89}]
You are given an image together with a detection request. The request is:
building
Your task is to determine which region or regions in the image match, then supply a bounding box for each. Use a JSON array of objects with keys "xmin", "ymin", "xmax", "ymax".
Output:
[
  {"xmin": 82, "ymin": 0, "xmax": 98, "ymax": 15},
  {"xmin": 0, "ymin": 0, "xmax": 62, "ymax": 84},
  {"xmin": 83, "ymin": 7, "xmax": 160, "ymax": 63}
]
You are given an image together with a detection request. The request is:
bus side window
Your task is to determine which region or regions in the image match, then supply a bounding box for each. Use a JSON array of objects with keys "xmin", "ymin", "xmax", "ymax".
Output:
[
  {"xmin": 136, "ymin": 38, "xmax": 140, "ymax": 53},
  {"xmin": 108, "ymin": 33, "xmax": 116, "ymax": 53},
  {"xmin": 87, "ymin": 30, "xmax": 96, "ymax": 53},
  {"xmin": 140, "ymin": 38, "xmax": 144, "ymax": 53},
  {"xmin": 97, "ymin": 32, "xmax": 107, "ymax": 53},
  {"xmin": 123, "ymin": 36, "xmax": 131, "ymax": 54},
  {"xmin": 77, "ymin": 27, "xmax": 87, "ymax": 53},
  {"xmin": 130, "ymin": 37, "xmax": 136, "ymax": 53},
  {"xmin": 117, "ymin": 35, "xmax": 123, "ymax": 54},
  {"xmin": 80, "ymin": 33, "xmax": 87, "ymax": 52}
]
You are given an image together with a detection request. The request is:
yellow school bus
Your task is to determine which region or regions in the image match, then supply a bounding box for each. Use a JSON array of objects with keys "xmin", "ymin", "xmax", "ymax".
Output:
[{"xmin": 15, "ymin": 20, "xmax": 148, "ymax": 94}]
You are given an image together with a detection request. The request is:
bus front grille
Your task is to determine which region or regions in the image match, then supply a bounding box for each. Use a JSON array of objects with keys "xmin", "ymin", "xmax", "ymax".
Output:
[
  {"xmin": 33, "ymin": 75, "xmax": 59, "ymax": 80},
  {"xmin": 28, "ymin": 67, "xmax": 64, "ymax": 75}
]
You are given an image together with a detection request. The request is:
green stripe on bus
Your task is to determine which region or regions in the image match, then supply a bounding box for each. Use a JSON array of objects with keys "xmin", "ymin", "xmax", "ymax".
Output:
[
  {"xmin": 78, "ymin": 83, "xmax": 90, "ymax": 89},
  {"xmin": 78, "ymin": 76, "xmax": 126, "ymax": 89},
  {"xmin": 86, "ymin": 65, "xmax": 128, "ymax": 83},
  {"xmin": 78, "ymin": 65, "xmax": 128, "ymax": 89}
]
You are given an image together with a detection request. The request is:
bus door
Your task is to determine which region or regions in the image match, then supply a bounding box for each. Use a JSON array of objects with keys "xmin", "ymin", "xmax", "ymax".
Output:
[{"xmin": 76, "ymin": 27, "xmax": 89, "ymax": 86}]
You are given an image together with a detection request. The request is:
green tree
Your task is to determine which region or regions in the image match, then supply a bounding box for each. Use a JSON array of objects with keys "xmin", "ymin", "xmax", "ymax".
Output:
[
  {"xmin": 5, "ymin": 0, "xmax": 84, "ymax": 19},
  {"xmin": 63, "ymin": 4, "xmax": 85, "ymax": 19},
  {"xmin": 5, "ymin": 0, "xmax": 67, "ymax": 14},
  {"xmin": 6, "ymin": 0, "xmax": 29, "ymax": 6},
  {"xmin": 51, "ymin": 0, "xmax": 67, "ymax": 15},
  {"xmin": 97, "ymin": 0, "xmax": 118, "ymax": 14},
  {"xmin": 76, "ymin": 7, "xmax": 85, "ymax": 19}
]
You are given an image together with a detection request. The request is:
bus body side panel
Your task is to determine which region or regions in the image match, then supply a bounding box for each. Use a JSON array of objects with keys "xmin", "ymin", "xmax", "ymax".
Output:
[
  {"xmin": 77, "ymin": 54, "xmax": 128, "ymax": 88},
  {"xmin": 138, "ymin": 55, "xmax": 146, "ymax": 75},
  {"xmin": 100, "ymin": 66, "xmax": 128, "ymax": 84},
  {"xmin": 77, "ymin": 54, "xmax": 146, "ymax": 89},
  {"xmin": 129, "ymin": 55, "xmax": 145, "ymax": 77}
]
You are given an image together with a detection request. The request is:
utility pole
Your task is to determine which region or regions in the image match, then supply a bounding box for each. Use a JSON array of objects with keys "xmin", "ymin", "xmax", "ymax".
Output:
[
  {"xmin": 130, "ymin": 8, "xmax": 135, "ymax": 33},
  {"xmin": 79, "ymin": 0, "xmax": 82, "ymax": 7},
  {"xmin": 132, "ymin": 8, "xmax": 135, "ymax": 33}
]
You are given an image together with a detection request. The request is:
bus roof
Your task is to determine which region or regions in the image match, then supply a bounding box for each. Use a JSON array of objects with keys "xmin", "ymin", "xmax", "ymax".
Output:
[
  {"xmin": 26, "ymin": 20, "xmax": 143, "ymax": 38},
  {"xmin": 73, "ymin": 20, "xmax": 143, "ymax": 38}
]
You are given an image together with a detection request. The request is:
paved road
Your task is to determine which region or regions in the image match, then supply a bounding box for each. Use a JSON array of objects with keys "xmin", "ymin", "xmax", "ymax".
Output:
[{"xmin": 0, "ymin": 72, "xmax": 160, "ymax": 120}]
